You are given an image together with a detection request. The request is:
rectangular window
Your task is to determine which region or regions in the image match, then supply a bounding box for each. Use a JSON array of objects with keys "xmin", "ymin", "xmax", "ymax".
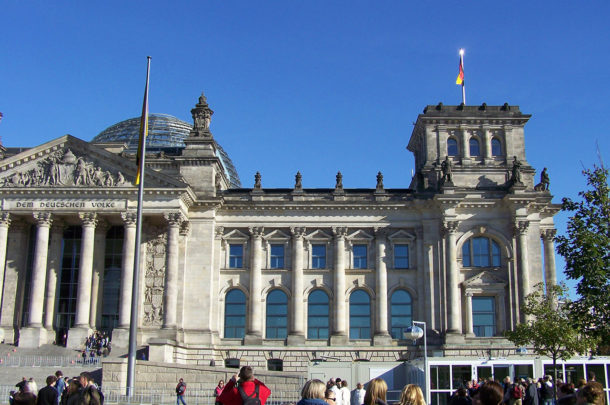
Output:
[
  {"xmin": 229, "ymin": 244, "xmax": 243, "ymax": 268},
  {"xmin": 472, "ymin": 296, "xmax": 496, "ymax": 337},
  {"xmin": 394, "ymin": 244, "xmax": 409, "ymax": 269},
  {"xmin": 270, "ymin": 244, "xmax": 284, "ymax": 269},
  {"xmin": 312, "ymin": 244, "xmax": 326, "ymax": 269},
  {"xmin": 353, "ymin": 244, "xmax": 367, "ymax": 269}
]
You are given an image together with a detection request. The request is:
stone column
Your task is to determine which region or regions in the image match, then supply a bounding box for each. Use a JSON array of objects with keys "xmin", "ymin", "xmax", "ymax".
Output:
[
  {"xmin": 288, "ymin": 227, "xmax": 306, "ymax": 344},
  {"xmin": 497, "ymin": 291, "xmax": 507, "ymax": 333},
  {"xmin": 444, "ymin": 220, "xmax": 462, "ymax": 337},
  {"xmin": 514, "ymin": 220, "xmax": 530, "ymax": 322},
  {"xmin": 0, "ymin": 212, "xmax": 11, "ymax": 316},
  {"xmin": 44, "ymin": 220, "xmax": 64, "ymax": 332},
  {"xmin": 0, "ymin": 220, "xmax": 26, "ymax": 343},
  {"xmin": 90, "ymin": 220, "xmax": 108, "ymax": 329},
  {"xmin": 465, "ymin": 292, "xmax": 474, "ymax": 336},
  {"xmin": 331, "ymin": 227, "xmax": 348, "ymax": 344},
  {"xmin": 163, "ymin": 212, "xmax": 183, "ymax": 329},
  {"xmin": 541, "ymin": 229, "xmax": 557, "ymax": 287},
  {"xmin": 28, "ymin": 212, "xmax": 53, "ymax": 327},
  {"xmin": 19, "ymin": 212, "xmax": 52, "ymax": 347},
  {"xmin": 374, "ymin": 229, "xmax": 391, "ymax": 344},
  {"xmin": 483, "ymin": 126, "xmax": 493, "ymax": 164},
  {"xmin": 245, "ymin": 227, "xmax": 264, "ymax": 344},
  {"xmin": 112, "ymin": 212, "xmax": 137, "ymax": 348},
  {"xmin": 415, "ymin": 228, "xmax": 426, "ymax": 324},
  {"xmin": 460, "ymin": 125, "xmax": 471, "ymax": 165}
]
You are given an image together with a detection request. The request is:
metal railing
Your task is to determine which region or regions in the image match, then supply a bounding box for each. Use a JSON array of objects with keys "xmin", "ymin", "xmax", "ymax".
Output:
[
  {"xmin": 0, "ymin": 355, "xmax": 101, "ymax": 367},
  {"xmin": 0, "ymin": 385, "xmax": 301, "ymax": 405}
]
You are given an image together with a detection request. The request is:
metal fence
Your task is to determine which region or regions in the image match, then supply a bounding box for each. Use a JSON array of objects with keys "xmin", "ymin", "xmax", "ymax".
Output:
[
  {"xmin": 0, "ymin": 386, "xmax": 301, "ymax": 405},
  {"xmin": 0, "ymin": 355, "xmax": 101, "ymax": 367}
]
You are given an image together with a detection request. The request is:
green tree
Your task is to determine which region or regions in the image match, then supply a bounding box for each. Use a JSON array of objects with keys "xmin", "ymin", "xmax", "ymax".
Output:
[
  {"xmin": 556, "ymin": 164, "xmax": 610, "ymax": 351},
  {"xmin": 505, "ymin": 283, "xmax": 597, "ymax": 397}
]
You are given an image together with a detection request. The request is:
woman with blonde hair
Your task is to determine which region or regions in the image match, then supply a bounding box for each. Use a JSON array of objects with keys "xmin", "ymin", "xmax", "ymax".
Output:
[
  {"xmin": 363, "ymin": 378, "xmax": 388, "ymax": 405},
  {"xmin": 397, "ymin": 384, "xmax": 426, "ymax": 405},
  {"xmin": 299, "ymin": 379, "xmax": 328, "ymax": 405}
]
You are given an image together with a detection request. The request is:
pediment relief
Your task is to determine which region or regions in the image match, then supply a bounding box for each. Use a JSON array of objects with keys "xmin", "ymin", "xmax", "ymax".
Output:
[
  {"xmin": 222, "ymin": 229, "xmax": 249, "ymax": 240},
  {"xmin": 388, "ymin": 229, "xmax": 416, "ymax": 241},
  {"xmin": 462, "ymin": 270, "xmax": 507, "ymax": 288},
  {"xmin": 306, "ymin": 229, "xmax": 332, "ymax": 240},
  {"xmin": 347, "ymin": 229, "xmax": 374, "ymax": 240},
  {"xmin": 0, "ymin": 136, "xmax": 184, "ymax": 189},
  {"xmin": 264, "ymin": 229, "xmax": 290, "ymax": 240}
]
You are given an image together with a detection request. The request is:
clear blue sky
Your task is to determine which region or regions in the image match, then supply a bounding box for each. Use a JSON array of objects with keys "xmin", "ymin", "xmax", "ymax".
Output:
[{"xmin": 1, "ymin": 1, "xmax": 609, "ymax": 293}]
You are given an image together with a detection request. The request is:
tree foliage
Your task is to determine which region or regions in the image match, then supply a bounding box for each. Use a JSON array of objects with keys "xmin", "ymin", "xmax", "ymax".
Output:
[
  {"xmin": 505, "ymin": 283, "xmax": 597, "ymax": 363},
  {"xmin": 555, "ymin": 164, "xmax": 610, "ymax": 350}
]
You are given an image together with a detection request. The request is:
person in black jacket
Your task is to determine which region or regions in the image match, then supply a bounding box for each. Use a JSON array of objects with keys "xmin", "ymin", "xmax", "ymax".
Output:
[
  {"xmin": 523, "ymin": 379, "xmax": 539, "ymax": 405},
  {"xmin": 37, "ymin": 376, "xmax": 59, "ymax": 405}
]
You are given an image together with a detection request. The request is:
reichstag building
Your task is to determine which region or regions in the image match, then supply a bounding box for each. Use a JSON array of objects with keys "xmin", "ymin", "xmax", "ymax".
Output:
[{"xmin": 0, "ymin": 94, "xmax": 581, "ymax": 386}]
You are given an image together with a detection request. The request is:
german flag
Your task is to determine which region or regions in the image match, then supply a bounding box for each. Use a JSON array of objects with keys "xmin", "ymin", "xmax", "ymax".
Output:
[{"xmin": 456, "ymin": 58, "xmax": 464, "ymax": 85}]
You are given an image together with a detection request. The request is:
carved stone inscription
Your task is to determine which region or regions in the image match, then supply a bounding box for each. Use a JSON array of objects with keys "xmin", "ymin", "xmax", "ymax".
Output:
[
  {"xmin": 143, "ymin": 226, "xmax": 167, "ymax": 326},
  {"xmin": 1, "ymin": 149, "xmax": 128, "ymax": 187},
  {"xmin": 3, "ymin": 199, "xmax": 127, "ymax": 211}
]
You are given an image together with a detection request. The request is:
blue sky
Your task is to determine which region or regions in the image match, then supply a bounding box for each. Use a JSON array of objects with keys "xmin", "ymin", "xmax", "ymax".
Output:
[{"xmin": 1, "ymin": 1, "xmax": 609, "ymax": 293}]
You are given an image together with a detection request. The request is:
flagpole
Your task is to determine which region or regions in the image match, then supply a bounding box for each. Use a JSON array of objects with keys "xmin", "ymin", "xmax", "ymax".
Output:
[
  {"xmin": 127, "ymin": 56, "xmax": 151, "ymax": 397},
  {"xmin": 460, "ymin": 49, "xmax": 466, "ymax": 105}
]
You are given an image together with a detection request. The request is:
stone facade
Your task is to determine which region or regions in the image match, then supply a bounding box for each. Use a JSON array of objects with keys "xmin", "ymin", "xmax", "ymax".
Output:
[{"xmin": 0, "ymin": 98, "xmax": 559, "ymax": 380}]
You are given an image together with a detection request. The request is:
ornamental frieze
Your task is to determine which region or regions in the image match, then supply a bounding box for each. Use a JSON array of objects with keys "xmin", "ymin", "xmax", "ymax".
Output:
[{"xmin": 1, "ymin": 148, "xmax": 128, "ymax": 187}]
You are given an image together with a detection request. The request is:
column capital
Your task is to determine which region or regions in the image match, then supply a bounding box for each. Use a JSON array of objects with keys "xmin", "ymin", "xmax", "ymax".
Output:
[
  {"xmin": 164, "ymin": 212, "xmax": 185, "ymax": 227},
  {"xmin": 33, "ymin": 212, "xmax": 53, "ymax": 227},
  {"xmin": 415, "ymin": 227, "xmax": 424, "ymax": 240},
  {"xmin": 0, "ymin": 211, "xmax": 10, "ymax": 227},
  {"xmin": 290, "ymin": 227, "xmax": 306, "ymax": 239},
  {"xmin": 214, "ymin": 225, "xmax": 224, "ymax": 240},
  {"xmin": 249, "ymin": 226, "xmax": 265, "ymax": 238},
  {"xmin": 121, "ymin": 211, "xmax": 138, "ymax": 227},
  {"xmin": 465, "ymin": 291, "xmax": 474, "ymax": 298},
  {"xmin": 442, "ymin": 220, "xmax": 459, "ymax": 235},
  {"xmin": 332, "ymin": 226, "xmax": 348, "ymax": 239},
  {"xmin": 540, "ymin": 228, "xmax": 557, "ymax": 241},
  {"xmin": 513, "ymin": 220, "xmax": 529, "ymax": 236},
  {"xmin": 373, "ymin": 227, "xmax": 388, "ymax": 239},
  {"xmin": 179, "ymin": 221, "xmax": 191, "ymax": 237},
  {"xmin": 78, "ymin": 212, "xmax": 97, "ymax": 227}
]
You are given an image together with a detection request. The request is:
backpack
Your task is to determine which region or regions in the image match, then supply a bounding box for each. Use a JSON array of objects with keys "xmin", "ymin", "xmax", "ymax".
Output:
[
  {"xmin": 238, "ymin": 384, "xmax": 261, "ymax": 405},
  {"xmin": 511, "ymin": 384, "xmax": 522, "ymax": 399}
]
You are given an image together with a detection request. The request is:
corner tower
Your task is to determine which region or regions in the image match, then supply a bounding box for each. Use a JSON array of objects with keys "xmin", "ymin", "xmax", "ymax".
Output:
[{"xmin": 407, "ymin": 103, "xmax": 534, "ymax": 192}]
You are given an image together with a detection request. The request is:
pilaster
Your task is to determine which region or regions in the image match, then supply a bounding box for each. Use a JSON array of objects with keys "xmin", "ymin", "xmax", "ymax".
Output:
[{"xmin": 330, "ymin": 227, "xmax": 348, "ymax": 345}]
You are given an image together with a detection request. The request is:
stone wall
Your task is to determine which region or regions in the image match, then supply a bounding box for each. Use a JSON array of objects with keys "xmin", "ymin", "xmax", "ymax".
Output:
[{"xmin": 102, "ymin": 359, "xmax": 306, "ymax": 394}]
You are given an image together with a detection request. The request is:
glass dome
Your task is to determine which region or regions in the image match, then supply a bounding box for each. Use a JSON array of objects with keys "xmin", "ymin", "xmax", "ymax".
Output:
[{"xmin": 92, "ymin": 114, "xmax": 241, "ymax": 188}]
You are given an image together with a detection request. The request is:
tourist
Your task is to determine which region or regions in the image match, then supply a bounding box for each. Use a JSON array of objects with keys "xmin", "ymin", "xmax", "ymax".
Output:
[
  {"xmin": 13, "ymin": 382, "xmax": 36, "ymax": 405},
  {"xmin": 451, "ymin": 388, "xmax": 472, "ymax": 405},
  {"xmin": 325, "ymin": 389, "xmax": 337, "ymax": 405},
  {"xmin": 38, "ymin": 376, "xmax": 59, "ymax": 405},
  {"xmin": 397, "ymin": 384, "xmax": 425, "ymax": 405},
  {"xmin": 540, "ymin": 376, "xmax": 554, "ymax": 405},
  {"xmin": 340, "ymin": 381, "xmax": 350, "ymax": 405},
  {"xmin": 557, "ymin": 383, "xmax": 576, "ymax": 405},
  {"xmin": 576, "ymin": 382, "xmax": 605, "ymax": 405},
  {"xmin": 351, "ymin": 383, "xmax": 366, "ymax": 405},
  {"xmin": 217, "ymin": 366, "xmax": 271, "ymax": 405},
  {"xmin": 523, "ymin": 379, "xmax": 539, "ymax": 405},
  {"xmin": 176, "ymin": 378, "xmax": 187, "ymax": 405},
  {"xmin": 55, "ymin": 371, "xmax": 66, "ymax": 403},
  {"xmin": 473, "ymin": 382, "xmax": 504, "ymax": 405},
  {"xmin": 61, "ymin": 379, "xmax": 80, "ymax": 405},
  {"xmin": 298, "ymin": 380, "xmax": 328, "ymax": 405},
  {"xmin": 214, "ymin": 380, "xmax": 225, "ymax": 405},
  {"xmin": 78, "ymin": 372, "xmax": 102, "ymax": 405},
  {"xmin": 363, "ymin": 378, "xmax": 388, "ymax": 405},
  {"xmin": 332, "ymin": 379, "xmax": 342, "ymax": 405}
]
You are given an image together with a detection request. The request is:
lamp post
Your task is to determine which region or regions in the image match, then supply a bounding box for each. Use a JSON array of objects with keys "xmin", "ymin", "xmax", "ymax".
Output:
[{"xmin": 404, "ymin": 321, "xmax": 429, "ymax": 405}]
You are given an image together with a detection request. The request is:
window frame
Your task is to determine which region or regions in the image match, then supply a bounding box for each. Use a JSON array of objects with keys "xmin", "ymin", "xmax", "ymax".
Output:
[
  {"xmin": 469, "ymin": 137, "xmax": 481, "ymax": 157},
  {"xmin": 265, "ymin": 289, "xmax": 288, "ymax": 339},
  {"xmin": 390, "ymin": 289, "xmax": 413, "ymax": 339},
  {"xmin": 393, "ymin": 244, "xmax": 410, "ymax": 269},
  {"xmin": 352, "ymin": 244, "xmax": 368, "ymax": 269},
  {"xmin": 311, "ymin": 244, "xmax": 327, "ymax": 269},
  {"xmin": 462, "ymin": 236, "xmax": 501, "ymax": 268},
  {"xmin": 447, "ymin": 138, "xmax": 459, "ymax": 157},
  {"xmin": 269, "ymin": 244, "xmax": 285, "ymax": 269},
  {"xmin": 491, "ymin": 138, "xmax": 503, "ymax": 157},
  {"xmin": 307, "ymin": 289, "xmax": 330, "ymax": 339},
  {"xmin": 229, "ymin": 244, "xmax": 244, "ymax": 269},
  {"xmin": 349, "ymin": 289, "xmax": 372, "ymax": 340},
  {"xmin": 472, "ymin": 296, "xmax": 496, "ymax": 337},
  {"xmin": 224, "ymin": 289, "xmax": 247, "ymax": 339}
]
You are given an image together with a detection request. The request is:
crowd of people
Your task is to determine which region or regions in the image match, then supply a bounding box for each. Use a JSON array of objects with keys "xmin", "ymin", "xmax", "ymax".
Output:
[
  {"xmin": 199, "ymin": 367, "xmax": 607, "ymax": 405},
  {"xmin": 80, "ymin": 331, "xmax": 112, "ymax": 361},
  {"xmin": 9, "ymin": 371, "xmax": 102, "ymax": 405}
]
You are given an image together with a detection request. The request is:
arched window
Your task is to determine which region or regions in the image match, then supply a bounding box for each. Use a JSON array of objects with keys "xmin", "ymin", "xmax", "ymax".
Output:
[
  {"xmin": 491, "ymin": 138, "xmax": 502, "ymax": 156},
  {"xmin": 462, "ymin": 237, "xmax": 501, "ymax": 267},
  {"xmin": 308, "ymin": 290, "xmax": 329, "ymax": 339},
  {"xmin": 266, "ymin": 290, "xmax": 288, "ymax": 339},
  {"xmin": 469, "ymin": 138, "xmax": 480, "ymax": 156},
  {"xmin": 224, "ymin": 289, "xmax": 246, "ymax": 338},
  {"xmin": 447, "ymin": 138, "xmax": 459, "ymax": 156},
  {"xmin": 349, "ymin": 290, "xmax": 371, "ymax": 339},
  {"xmin": 390, "ymin": 290, "xmax": 412, "ymax": 339}
]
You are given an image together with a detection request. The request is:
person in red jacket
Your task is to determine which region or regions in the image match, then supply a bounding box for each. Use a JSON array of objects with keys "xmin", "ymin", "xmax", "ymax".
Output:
[{"xmin": 217, "ymin": 366, "xmax": 271, "ymax": 405}]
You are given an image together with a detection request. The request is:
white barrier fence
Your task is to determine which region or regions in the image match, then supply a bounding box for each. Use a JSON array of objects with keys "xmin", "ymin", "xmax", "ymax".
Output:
[{"xmin": 0, "ymin": 355, "xmax": 101, "ymax": 367}]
